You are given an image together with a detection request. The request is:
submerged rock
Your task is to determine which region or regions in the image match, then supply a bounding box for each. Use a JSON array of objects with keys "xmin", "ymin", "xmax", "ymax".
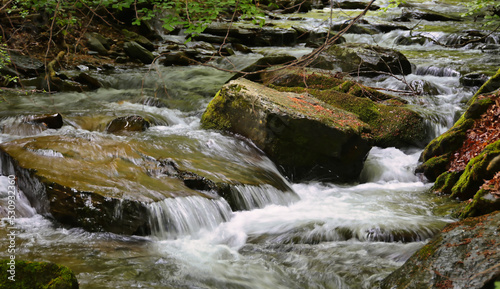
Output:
[
  {"xmin": 381, "ymin": 211, "xmax": 500, "ymax": 289},
  {"xmin": 0, "ymin": 259, "xmax": 79, "ymax": 289},
  {"xmin": 106, "ymin": 115, "xmax": 151, "ymax": 134},
  {"xmin": 201, "ymin": 78, "xmax": 372, "ymax": 182}
]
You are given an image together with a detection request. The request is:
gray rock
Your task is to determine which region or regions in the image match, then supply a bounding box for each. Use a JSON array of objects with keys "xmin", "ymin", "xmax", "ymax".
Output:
[
  {"xmin": 323, "ymin": 43, "xmax": 412, "ymax": 77},
  {"xmin": 123, "ymin": 41, "xmax": 155, "ymax": 64}
]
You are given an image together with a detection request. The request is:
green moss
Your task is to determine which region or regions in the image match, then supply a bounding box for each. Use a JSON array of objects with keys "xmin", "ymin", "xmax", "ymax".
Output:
[
  {"xmin": 0, "ymin": 260, "xmax": 79, "ymax": 289},
  {"xmin": 432, "ymin": 170, "xmax": 462, "ymax": 195},
  {"xmin": 450, "ymin": 140, "xmax": 500, "ymax": 200},
  {"xmin": 201, "ymin": 90, "xmax": 233, "ymax": 130},
  {"xmin": 271, "ymin": 85, "xmax": 425, "ymax": 148},
  {"xmin": 459, "ymin": 189, "xmax": 500, "ymax": 219}
]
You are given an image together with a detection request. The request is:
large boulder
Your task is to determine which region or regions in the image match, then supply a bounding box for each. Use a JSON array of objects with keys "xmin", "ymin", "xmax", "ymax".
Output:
[
  {"xmin": 201, "ymin": 78, "xmax": 372, "ymax": 182},
  {"xmin": 381, "ymin": 211, "xmax": 500, "ymax": 289},
  {"xmin": 0, "ymin": 259, "xmax": 79, "ymax": 289},
  {"xmin": 320, "ymin": 43, "xmax": 412, "ymax": 77},
  {"xmin": 0, "ymin": 130, "xmax": 293, "ymax": 234},
  {"xmin": 262, "ymin": 69, "xmax": 429, "ymax": 148}
]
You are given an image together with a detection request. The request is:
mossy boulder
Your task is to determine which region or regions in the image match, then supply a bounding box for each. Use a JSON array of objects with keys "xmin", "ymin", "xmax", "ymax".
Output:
[
  {"xmin": 417, "ymin": 94, "xmax": 495, "ymax": 181},
  {"xmin": 381, "ymin": 211, "xmax": 500, "ymax": 289},
  {"xmin": 201, "ymin": 78, "xmax": 372, "ymax": 182},
  {"xmin": 321, "ymin": 43, "xmax": 412, "ymax": 77},
  {"xmin": 261, "ymin": 69, "xmax": 428, "ymax": 148},
  {"xmin": 0, "ymin": 259, "xmax": 79, "ymax": 289}
]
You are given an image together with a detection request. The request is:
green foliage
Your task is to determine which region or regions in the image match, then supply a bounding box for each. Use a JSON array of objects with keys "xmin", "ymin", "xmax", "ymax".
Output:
[
  {"xmin": 461, "ymin": 0, "xmax": 500, "ymax": 22},
  {"xmin": 6, "ymin": 0, "xmax": 263, "ymax": 39},
  {"xmin": 379, "ymin": 0, "xmax": 407, "ymax": 13}
]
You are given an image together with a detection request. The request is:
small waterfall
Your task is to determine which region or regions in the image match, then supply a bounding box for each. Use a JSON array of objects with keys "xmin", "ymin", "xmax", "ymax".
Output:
[
  {"xmin": 0, "ymin": 175, "xmax": 36, "ymax": 218},
  {"xmin": 414, "ymin": 65, "xmax": 460, "ymax": 77},
  {"xmin": 360, "ymin": 147, "xmax": 421, "ymax": 183},
  {"xmin": 224, "ymin": 184, "xmax": 300, "ymax": 211},
  {"xmin": 148, "ymin": 196, "xmax": 233, "ymax": 239}
]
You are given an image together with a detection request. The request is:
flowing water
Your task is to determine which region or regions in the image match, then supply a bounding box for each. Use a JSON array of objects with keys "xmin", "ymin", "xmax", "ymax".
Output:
[{"xmin": 1, "ymin": 1, "xmax": 498, "ymax": 288}]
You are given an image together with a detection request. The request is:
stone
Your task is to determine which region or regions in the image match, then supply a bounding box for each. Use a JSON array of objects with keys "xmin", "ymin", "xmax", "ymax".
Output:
[
  {"xmin": 0, "ymin": 130, "xmax": 293, "ymax": 234},
  {"xmin": 0, "ymin": 260, "xmax": 79, "ymax": 289},
  {"xmin": 122, "ymin": 29, "xmax": 155, "ymax": 51},
  {"xmin": 123, "ymin": 41, "xmax": 155, "ymax": 64},
  {"xmin": 263, "ymin": 69, "xmax": 428, "ymax": 148},
  {"xmin": 322, "ymin": 43, "xmax": 412, "ymax": 77},
  {"xmin": 201, "ymin": 78, "xmax": 372, "ymax": 182},
  {"xmin": 106, "ymin": 115, "xmax": 151, "ymax": 134},
  {"xmin": 7, "ymin": 53, "xmax": 44, "ymax": 77},
  {"xmin": 26, "ymin": 113, "xmax": 64, "ymax": 129},
  {"xmin": 84, "ymin": 32, "xmax": 108, "ymax": 55},
  {"xmin": 381, "ymin": 211, "xmax": 500, "ymax": 289}
]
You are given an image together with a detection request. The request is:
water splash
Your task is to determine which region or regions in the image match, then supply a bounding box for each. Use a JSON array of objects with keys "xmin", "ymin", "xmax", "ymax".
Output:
[{"xmin": 148, "ymin": 196, "xmax": 233, "ymax": 239}]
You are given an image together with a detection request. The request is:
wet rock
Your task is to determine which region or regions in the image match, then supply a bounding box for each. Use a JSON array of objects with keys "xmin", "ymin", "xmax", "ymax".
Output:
[
  {"xmin": 201, "ymin": 78, "xmax": 372, "ymax": 182},
  {"xmin": 26, "ymin": 113, "xmax": 64, "ymax": 129},
  {"xmin": 381, "ymin": 211, "xmax": 500, "ymax": 289},
  {"xmin": 85, "ymin": 32, "xmax": 108, "ymax": 55},
  {"xmin": 0, "ymin": 130, "xmax": 292, "ymax": 234},
  {"xmin": 460, "ymin": 73, "xmax": 489, "ymax": 87},
  {"xmin": 123, "ymin": 41, "xmax": 155, "ymax": 64},
  {"xmin": 331, "ymin": 1, "xmax": 380, "ymax": 10},
  {"xmin": 330, "ymin": 21, "xmax": 379, "ymax": 35},
  {"xmin": 394, "ymin": 34, "xmax": 428, "ymax": 46},
  {"xmin": 191, "ymin": 33, "xmax": 240, "ymax": 45},
  {"xmin": 161, "ymin": 51, "xmax": 196, "ymax": 66},
  {"xmin": 261, "ymin": 69, "xmax": 428, "ymax": 148},
  {"xmin": 73, "ymin": 72, "xmax": 103, "ymax": 90},
  {"xmin": 106, "ymin": 115, "xmax": 151, "ymax": 134},
  {"xmin": 122, "ymin": 29, "xmax": 155, "ymax": 51},
  {"xmin": 203, "ymin": 23, "xmax": 297, "ymax": 47},
  {"xmin": 322, "ymin": 43, "xmax": 412, "ymax": 77},
  {"xmin": 475, "ymin": 68, "xmax": 500, "ymax": 96},
  {"xmin": 399, "ymin": 8, "xmax": 462, "ymax": 22},
  {"xmin": 7, "ymin": 53, "xmax": 44, "ymax": 77},
  {"xmin": 0, "ymin": 259, "xmax": 79, "ymax": 289},
  {"xmin": 229, "ymin": 54, "xmax": 297, "ymax": 81}
]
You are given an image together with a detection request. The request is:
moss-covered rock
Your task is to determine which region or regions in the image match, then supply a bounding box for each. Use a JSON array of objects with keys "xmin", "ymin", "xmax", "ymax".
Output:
[
  {"xmin": 417, "ymin": 94, "xmax": 495, "ymax": 181},
  {"xmin": 381, "ymin": 211, "xmax": 500, "ymax": 289},
  {"xmin": 0, "ymin": 259, "xmax": 79, "ymax": 289},
  {"xmin": 201, "ymin": 78, "xmax": 372, "ymax": 182},
  {"xmin": 262, "ymin": 69, "xmax": 428, "ymax": 148}
]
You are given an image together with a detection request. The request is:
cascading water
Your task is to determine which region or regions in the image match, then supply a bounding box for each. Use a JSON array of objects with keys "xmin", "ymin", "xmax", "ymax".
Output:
[{"xmin": 1, "ymin": 1, "xmax": 498, "ymax": 288}]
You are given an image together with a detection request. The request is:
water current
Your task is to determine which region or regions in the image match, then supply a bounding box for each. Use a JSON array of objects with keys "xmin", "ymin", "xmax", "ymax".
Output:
[{"xmin": 1, "ymin": 1, "xmax": 499, "ymax": 288}]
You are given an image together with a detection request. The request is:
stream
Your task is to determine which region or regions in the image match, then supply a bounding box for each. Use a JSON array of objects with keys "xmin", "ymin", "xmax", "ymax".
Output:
[{"xmin": 1, "ymin": 1, "xmax": 499, "ymax": 288}]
